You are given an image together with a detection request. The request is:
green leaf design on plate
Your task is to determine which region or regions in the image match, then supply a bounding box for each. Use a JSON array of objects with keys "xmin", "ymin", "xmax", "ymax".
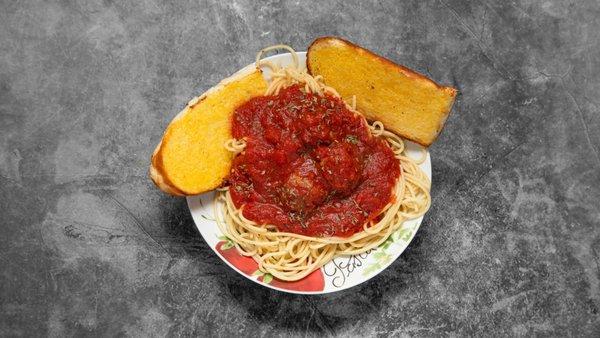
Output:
[
  {"xmin": 392, "ymin": 229, "xmax": 401, "ymax": 242},
  {"xmin": 362, "ymin": 263, "xmax": 381, "ymax": 276},
  {"xmin": 379, "ymin": 253, "xmax": 392, "ymax": 265},
  {"xmin": 363, "ymin": 222, "xmax": 417, "ymax": 276},
  {"xmin": 252, "ymin": 270, "xmax": 264, "ymax": 277},
  {"xmin": 390, "ymin": 227, "xmax": 413, "ymax": 242},
  {"xmin": 200, "ymin": 214, "xmax": 216, "ymax": 222},
  {"xmin": 399, "ymin": 227, "xmax": 413, "ymax": 241},
  {"xmin": 263, "ymin": 273, "xmax": 273, "ymax": 284},
  {"xmin": 363, "ymin": 244, "xmax": 394, "ymax": 276},
  {"xmin": 217, "ymin": 235, "xmax": 235, "ymax": 248},
  {"xmin": 381, "ymin": 235, "xmax": 394, "ymax": 250},
  {"xmin": 373, "ymin": 252, "xmax": 387, "ymax": 259},
  {"xmin": 221, "ymin": 241, "xmax": 234, "ymax": 250}
]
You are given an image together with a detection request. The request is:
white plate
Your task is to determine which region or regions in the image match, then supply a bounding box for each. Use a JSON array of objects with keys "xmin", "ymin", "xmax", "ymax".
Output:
[{"xmin": 187, "ymin": 52, "xmax": 432, "ymax": 294}]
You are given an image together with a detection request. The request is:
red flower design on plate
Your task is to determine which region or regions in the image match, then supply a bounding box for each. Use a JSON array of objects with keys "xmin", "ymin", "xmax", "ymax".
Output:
[
  {"xmin": 215, "ymin": 237, "xmax": 325, "ymax": 292},
  {"xmin": 257, "ymin": 269, "xmax": 325, "ymax": 292},
  {"xmin": 215, "ymin": 239, "xmax": 258, "ymax": 275}
]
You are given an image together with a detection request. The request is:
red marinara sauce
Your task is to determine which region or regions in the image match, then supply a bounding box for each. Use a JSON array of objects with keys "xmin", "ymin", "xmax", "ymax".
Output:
[{"xmin": 229, "ymin": 85, "xmax": 400, "ymax": 237}]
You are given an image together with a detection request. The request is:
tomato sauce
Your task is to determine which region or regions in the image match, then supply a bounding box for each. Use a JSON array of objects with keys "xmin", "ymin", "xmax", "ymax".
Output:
[{"xmin": 229, "ymin": 85, "xmax": 400, "ymax": 237}]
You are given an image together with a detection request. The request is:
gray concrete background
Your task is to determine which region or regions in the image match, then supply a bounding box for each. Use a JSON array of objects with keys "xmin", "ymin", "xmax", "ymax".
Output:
[{"xmin": 1, "ymin": 0, "xmax": 599, "ymax": 336}]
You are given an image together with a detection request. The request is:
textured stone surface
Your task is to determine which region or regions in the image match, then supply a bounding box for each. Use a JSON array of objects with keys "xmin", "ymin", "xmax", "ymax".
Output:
[{"xmin": 1, "ymin": 0, "xmax": 599, "ymax": 336}]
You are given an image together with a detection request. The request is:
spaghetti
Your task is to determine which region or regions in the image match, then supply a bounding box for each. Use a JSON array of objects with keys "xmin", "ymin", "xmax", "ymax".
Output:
[{"xmin": 215, "ymin": 46, "xmax": 431, "ymax": 281}]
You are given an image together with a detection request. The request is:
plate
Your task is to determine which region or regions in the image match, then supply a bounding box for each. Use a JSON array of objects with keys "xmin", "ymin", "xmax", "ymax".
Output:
[{"xmin": 187, "ymin": 52, "xmax": 432, "ymax": 294}]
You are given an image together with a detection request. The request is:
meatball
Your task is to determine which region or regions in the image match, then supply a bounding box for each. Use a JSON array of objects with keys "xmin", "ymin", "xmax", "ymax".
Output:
[
  {"xmin": 315, "ymin": 140, "xmax": 363, "ymax": 196},
  {"xmin": 278, "ymin": 157, "xmax": 329, "ymax": 213}
]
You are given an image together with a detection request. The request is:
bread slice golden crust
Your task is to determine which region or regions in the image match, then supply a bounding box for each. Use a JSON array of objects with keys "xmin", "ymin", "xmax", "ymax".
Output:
[
  {"xmin": 307, "ymin": 37, "xmax": 457, "ymax": 146},
  {"xmin": 150, "ymin": 66, "xmax": 268, "ymax": 196}
]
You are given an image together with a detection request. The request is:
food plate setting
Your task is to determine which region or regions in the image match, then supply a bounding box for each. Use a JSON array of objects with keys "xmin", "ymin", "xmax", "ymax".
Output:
[
  {"xmin": 186, "ymin": 52, "xmax": 432, "ymax": 294},
  {"xmin": 151, "ymin": 38, "xmax": 454, "ymax": 294}
]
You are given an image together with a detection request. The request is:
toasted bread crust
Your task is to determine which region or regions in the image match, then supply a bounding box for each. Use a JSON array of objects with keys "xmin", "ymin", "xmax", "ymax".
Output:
[
  {"xmin": 150, "ymin": 140, "xmax": 185, "ymax": 196},
  {"xmin": 150, "ymin": 66, "xmax": 268, "ymax": 196},
  {"xmin": 307, "ymin": 37, "xmax": 457, "ymax": 146},
  {"xmin": 307, "ymin": 37, "xmax": 450, "ymax": 91}
]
